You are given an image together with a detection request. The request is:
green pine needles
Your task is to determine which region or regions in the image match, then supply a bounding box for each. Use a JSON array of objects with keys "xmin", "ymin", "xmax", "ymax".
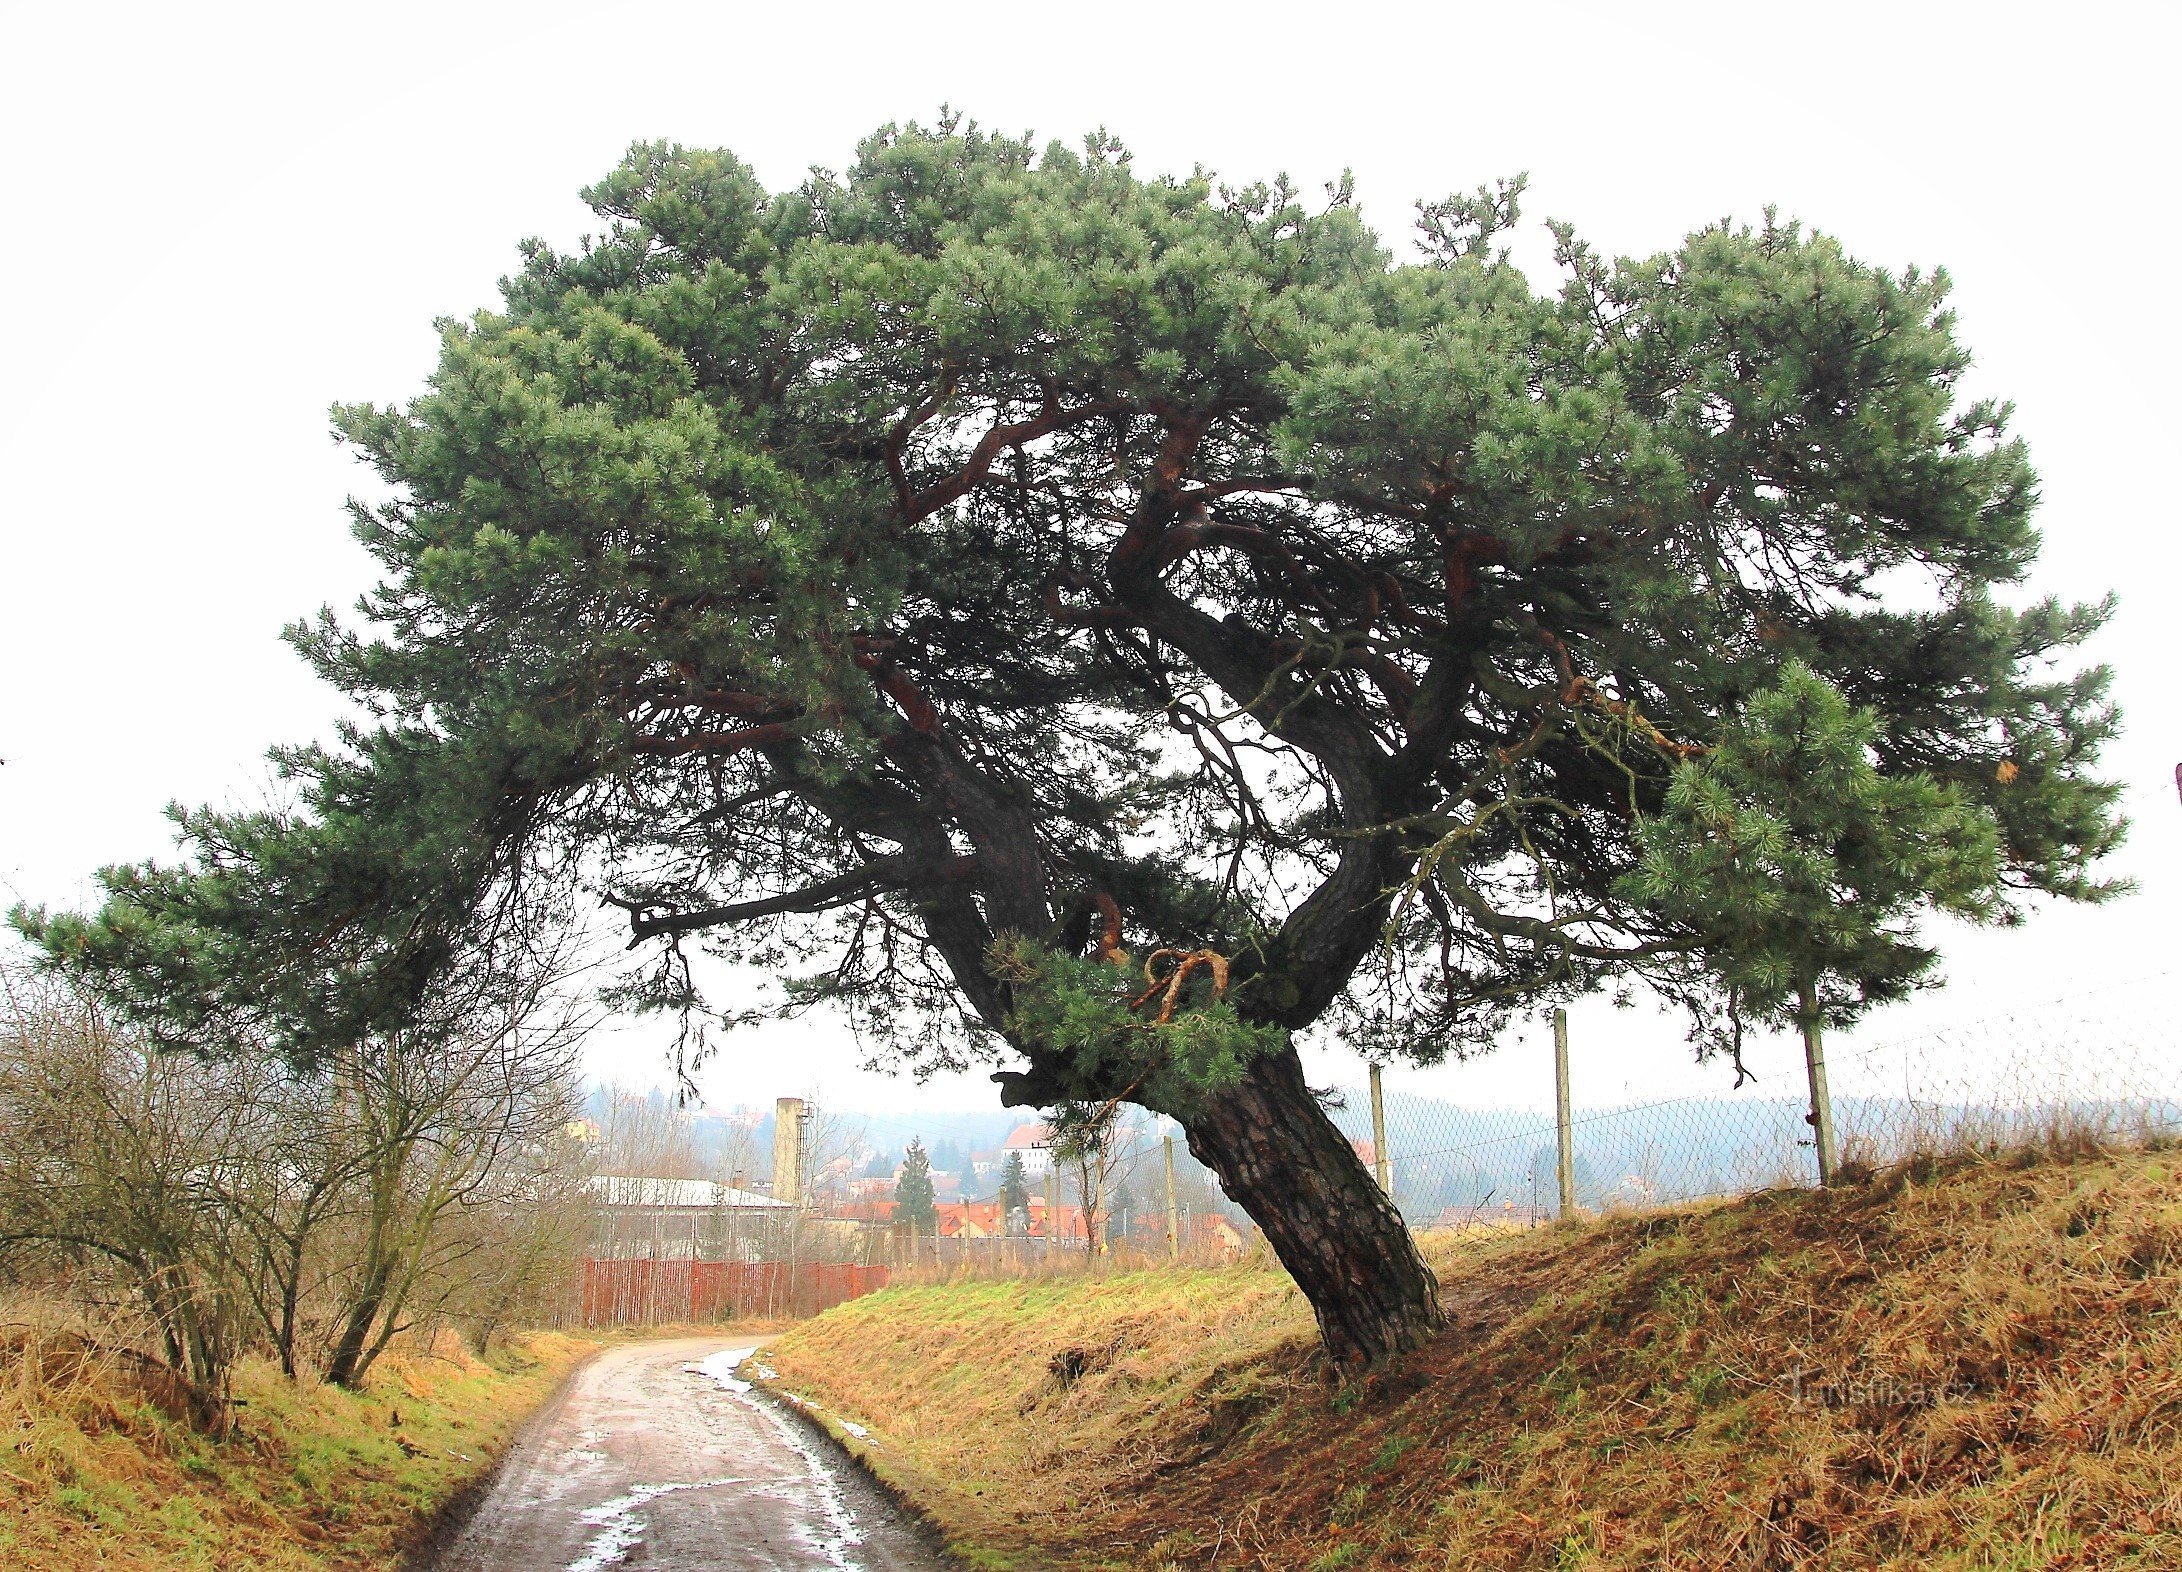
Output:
[
  {"xmin": 1623, "ymin": 661, "xmax": 2013, "ymax": 1033},
  {"xmin": 988, "ymin": 937, "xmax": 1286, "ymax": 1118},
  {"xmin": 894, "ymin": 1138, "xmax": 938, "ymax": 1237}
]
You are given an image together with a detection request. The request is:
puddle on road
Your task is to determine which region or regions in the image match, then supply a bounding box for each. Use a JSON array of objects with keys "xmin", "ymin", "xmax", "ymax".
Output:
[
  {"xmin": 565, "ymin": 1476, "xmax": 747, "ymax": 1572},
  {"xmin": 682, "ymin": 1345, "xmax": 869, "ymax": 1571},
  {"xmin": 750, "ymin": 1406, "xmax": 865, "ymax": 1571},
  {"xmin": 779, "ymin": 1389, "xmax": 874, "ymax": 1442},
  {"xmin": 684, "ymin": 1345, "xmax": 761, "ymax": 1394}
]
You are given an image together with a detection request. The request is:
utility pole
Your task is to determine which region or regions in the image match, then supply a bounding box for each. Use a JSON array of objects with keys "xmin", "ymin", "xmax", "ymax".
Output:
[
  {"xmin": 1553, "ymin": 1008, "xmax": 1576, "ymax": 1219},
  {"xmin": 1368, "ymin": 1062, "xmax": 1392, "ymax": 1196},
  {"xmin": 1044, "ymin": 1168, "xmax": 1057, "ymax": 1263},
  {"xmin": 1798, "ymin": 982, "xmax": 1839, "ymax": 1186},
  {"xmin": 1163, "ymin": 1132, "xmax": 1180, "ymax": 1259}
]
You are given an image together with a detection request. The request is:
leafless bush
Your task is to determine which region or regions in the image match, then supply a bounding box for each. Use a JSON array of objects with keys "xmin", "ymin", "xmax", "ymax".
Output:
[
  {"xmin": 310, "ymin": 967, "xmax": 588, "ymax": 1386},
  {"xmin": 0, "ymin": 974, "xmax": 250, "ymax": 1423},
  {"xmin": 0, "ymin": 947, "xmax": 592, "ymax": 1413}
]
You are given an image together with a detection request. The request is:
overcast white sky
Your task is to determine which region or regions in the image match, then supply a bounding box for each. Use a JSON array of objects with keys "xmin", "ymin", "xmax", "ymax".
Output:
[{"xmin": 2, "ymin": 2, "xmax": 2175, "ymax": 1119}]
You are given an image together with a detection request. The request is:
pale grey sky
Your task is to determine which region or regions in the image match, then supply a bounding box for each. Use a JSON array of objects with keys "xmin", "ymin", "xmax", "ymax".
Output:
[{"xmin": 2, "ymin": 2, "xmax": 2175, "ymax": 1115}]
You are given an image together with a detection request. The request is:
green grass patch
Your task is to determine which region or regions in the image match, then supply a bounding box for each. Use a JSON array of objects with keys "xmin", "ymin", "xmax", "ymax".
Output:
[{"xmin": 0, "ymin": 1324, "xmax": 595, "ymax": 1570}]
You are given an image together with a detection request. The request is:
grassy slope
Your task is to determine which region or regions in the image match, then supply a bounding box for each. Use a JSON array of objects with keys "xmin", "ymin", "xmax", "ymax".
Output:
[
  {"xmin": 765, "ymin": 1146, "xmax": 2182, "ymax": 1570},
  {"xmin": 0, "ymin": 1325, "xmax": 596, "ymax": 1570}
]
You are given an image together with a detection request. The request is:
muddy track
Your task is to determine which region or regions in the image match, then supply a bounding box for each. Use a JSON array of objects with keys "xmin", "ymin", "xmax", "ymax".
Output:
[{"xmin": 423, "ymin": 1337, "xmax": 950, "ymax": 1571}]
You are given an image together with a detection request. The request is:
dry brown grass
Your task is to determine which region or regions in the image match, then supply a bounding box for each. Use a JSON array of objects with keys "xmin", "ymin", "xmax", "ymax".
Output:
[
  {"xmin": 764, "ymin": 1141, "xmax": 2182, "ymax": 1570},
  {"xmin": 0, "ymin": 1302, "xmax": 596, "ymax": 1570}
]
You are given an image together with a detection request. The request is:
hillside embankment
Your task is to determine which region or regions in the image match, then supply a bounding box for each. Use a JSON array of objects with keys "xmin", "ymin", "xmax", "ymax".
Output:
[
  {"xmin": 763, "ymin": 1144, "xmax": 2182, "ymax": 1570},
  {"xmin": 0, "ymin": 1321, "xmax": 597, "ymax": 1570}
]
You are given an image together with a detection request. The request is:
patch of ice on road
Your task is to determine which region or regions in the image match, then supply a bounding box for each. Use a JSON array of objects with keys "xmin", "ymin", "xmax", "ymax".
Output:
[
  {"xmin": 684, "ymin": 1345, "xmax": 760, "ymax": 1393},
  {"xmin": 781, "ymin": 1391, "xmax": 875, "ymax": 1445},
  {"xmin": 565, "ymin": 1477, "xmax": 746, "ymax": 1572},
  {"xmin": 680, "ymin": 1342, "xmax": 870, "ymax": 1569},
  {"xmin": 752, "ymin": 1391, "xmax": 868, "ymax": 1569}
]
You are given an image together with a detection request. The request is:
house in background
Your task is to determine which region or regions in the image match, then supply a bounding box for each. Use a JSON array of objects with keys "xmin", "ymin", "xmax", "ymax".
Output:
[
  {"xmin": 1001, "ymin": 1121, "xmax": 1055, "ymax": 1178},
  {"xmin": 828, "ymin": 1195, "xmax": 1091, "ymax": 1242},
  {"xmin": 585, "ymin": 1174, "xmax": 795, "ymax": 1260},
  {"xmin": 1121, "ymin": 1210, "xmax": 1248, "ymax": 1258},
  {"xmin": 587, "ymin": 1175, "xmax": 788, "ymax": 1212}
]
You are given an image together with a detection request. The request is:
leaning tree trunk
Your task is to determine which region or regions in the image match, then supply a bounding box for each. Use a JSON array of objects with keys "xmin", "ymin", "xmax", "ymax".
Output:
[
  {"xmin": 1179, "ymin": 1046, "xmax": 1444, "ymax": 1371},
  {"xmin": 324, "ymin": 1258, "xmax": 392, "ymax": 1389}
]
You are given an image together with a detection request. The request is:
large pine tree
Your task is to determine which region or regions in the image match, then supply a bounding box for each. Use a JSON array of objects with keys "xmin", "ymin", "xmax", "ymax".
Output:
[{"xmin": 18, "ymin": 117, "xmax": 2123, "ymax": 1368}]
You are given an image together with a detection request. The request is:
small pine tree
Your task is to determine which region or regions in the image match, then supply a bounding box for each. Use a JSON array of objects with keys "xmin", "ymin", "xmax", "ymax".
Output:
[
  {"xmin": 1107, "ymin": 1180, "xmax": 1137, "ymax": 1247},
  {"xmin": 895, "ymin": 1138, "xmax": 937, "ymax": 1238},
  {"xmin": 1624, "ymin": 662, "xmax": 2009, "ymax": 1182},
  {"xmin": 997, "ymin": 1150, "xmax": 1030, "ymax": 1232}
]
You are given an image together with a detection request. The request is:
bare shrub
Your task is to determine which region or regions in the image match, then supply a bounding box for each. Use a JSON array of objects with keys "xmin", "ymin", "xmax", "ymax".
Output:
[
  {"xmin": 0, "ymin": 975, "xmax": 250, "ymax": 1423},
  {"xmin": 0, "ymin": 944, "xmax": 592, "ymax": 1409}
]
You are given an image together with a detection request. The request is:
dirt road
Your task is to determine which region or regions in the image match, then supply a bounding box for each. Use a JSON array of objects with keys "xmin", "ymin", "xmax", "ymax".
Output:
[{"xmin": 428, "ymin": 1336, "xmax": 949, "ymax": 1571}]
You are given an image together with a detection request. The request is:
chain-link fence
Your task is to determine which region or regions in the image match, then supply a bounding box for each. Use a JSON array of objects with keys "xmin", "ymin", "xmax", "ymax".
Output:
[{"xmin": 1334, "ymin": 972, "xmax": 2182, "ymax": 1228}]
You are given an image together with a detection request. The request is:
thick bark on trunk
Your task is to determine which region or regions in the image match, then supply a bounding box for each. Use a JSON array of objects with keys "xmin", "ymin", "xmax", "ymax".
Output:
[{"xmin": 1179, "ymin": 1047, "xmax": 1444, "ymax": 1372}]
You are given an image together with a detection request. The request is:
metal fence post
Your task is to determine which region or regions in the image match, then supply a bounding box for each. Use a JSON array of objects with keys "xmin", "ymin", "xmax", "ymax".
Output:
[
  {"xmin": 1369, "ymin": 1062, "xmax": 1392, "ymax": 1196},
  {"xmin": 1554, "ymin": 1008, "xmax": 1576, "ymax": 1219},
  {"xmin": 1163, "ymin": 1132, "xmax": 1180, "ymax": 1259}
]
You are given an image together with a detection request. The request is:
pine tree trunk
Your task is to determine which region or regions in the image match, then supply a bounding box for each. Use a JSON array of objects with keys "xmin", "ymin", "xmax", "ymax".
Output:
[{"xmin": 1179, "ymin": 1047, "xmax": 1444, "ymax": 1372}]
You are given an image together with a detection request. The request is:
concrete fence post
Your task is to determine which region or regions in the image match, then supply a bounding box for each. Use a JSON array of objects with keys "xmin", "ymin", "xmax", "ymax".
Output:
[
  {"xmin": 1553, "ymin": 1007, "xmax": 1576, "ymax": 1219},
  {"xmin": 1369, "ymin": 1062, "xmax": 1392, "ymax": 1197},
  {"xmin": 1163, "ymin": 1132, "xmax": 1180, "ymax": 1258},
  {"xmin": 1799, "ymin": 984, "xmax": 1840, "ymax": 1186}
]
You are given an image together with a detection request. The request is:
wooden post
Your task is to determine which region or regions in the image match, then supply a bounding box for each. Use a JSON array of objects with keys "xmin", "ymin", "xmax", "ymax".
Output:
[
  {"xmin": 1163, "ymin": 1132, "xmax": 1180, "ymax": 1259},
  {"xmin": 1044, "ymin": 1169, "xmax": 1056, "ymax": 1263},
  {"xmin": 1553, "ymin": 1007, "xmax": 1576, "ymax": 1219},
  {"xmin": 1369, "ymin": 1062, "xmax": 1392, "ymax": 1196},
  {"xmin": 1799, "ymin": 983, "xmax": 1839, "ymax": 1187}
]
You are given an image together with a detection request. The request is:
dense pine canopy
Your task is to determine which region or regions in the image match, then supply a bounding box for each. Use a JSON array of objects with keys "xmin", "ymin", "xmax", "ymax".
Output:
[{"xmin": 18, "ymin": 115, "xmax": 2126, "ymax": 1364}]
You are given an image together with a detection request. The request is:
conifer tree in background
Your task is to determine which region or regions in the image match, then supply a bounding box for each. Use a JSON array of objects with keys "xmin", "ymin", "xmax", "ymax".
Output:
[
  {"xmin": 997, "ymin": 1150, "xmax": 1031, "ymax": 1233},
  {"xmin": 1108, "ymin": 1180, "xmax": 1137, "ymax": 1247},
  {"xmin": 895, "ymin": 1139, "xmax": 937, "ymax": 1238},
  {"xmin": 16, "ymin": 117, "xmax": 2125, "ymax": 1369}
]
